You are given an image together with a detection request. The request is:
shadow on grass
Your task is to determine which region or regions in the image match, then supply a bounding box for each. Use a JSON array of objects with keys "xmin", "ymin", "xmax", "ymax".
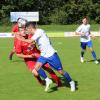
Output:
[
  {"xmin": 11, "ymin": 59, "xmax": 24, "ymax": 63},
  {"xmin": 86, "ymin": 58, "xmax": 100, "ymax": 64},
  {"xmin": 59, "ymin": 77, "xmax": 78, "ymax": 90},
  {"xmin": 48, "ymin": 77, "xmax": 78, "ymax": 93}
]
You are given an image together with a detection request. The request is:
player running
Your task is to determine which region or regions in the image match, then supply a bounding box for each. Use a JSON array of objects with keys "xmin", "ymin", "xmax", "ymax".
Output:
[
  {"xmin": 18, "ymin": 22, "xmax": 76, "ymax": 92},
  {"xmin": 75, "ymin": 17, "xmax": 99, "ymax": 64},
  {"xmin": 9, "ymin": 18, "xmax": 27, "ymax": 60},
  {"xmin": 14, "ymin": 26, "xmax": 62, "ymax": 87}
]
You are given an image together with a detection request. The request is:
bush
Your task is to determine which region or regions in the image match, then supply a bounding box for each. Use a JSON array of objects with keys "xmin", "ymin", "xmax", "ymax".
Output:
[
  {"xmin": 95, "ymin": 16, "xmax": 100, "ymax": 24},
  {"xmin": 49, "ymin": 8, "xmax": 68, "ymax": 24}
]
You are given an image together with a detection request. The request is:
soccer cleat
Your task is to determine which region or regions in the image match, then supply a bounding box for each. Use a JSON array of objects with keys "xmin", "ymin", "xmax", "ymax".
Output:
[
  {"xmin": 45, "ymin": 78, "xmax": 52, "ymax": 92},
  {"xmin": 40, "ymin": 80, "xmax": 46, "ymax": 86},
  {"xmin": 95, "ymin": 60, "xmax": 99, "ymax": 64},
  {"xmin": 56, "ymin": 80, "xmax": 62, "ymax": 87},
  {"xmin": 70, "ymin": 81, "xmax": 76, "ymax": 92},
  {"xmin": 8, "ymin": 52, "xmax": 15, "ymax": 60},
  {"xmin": 8, "ymin": 54, "xmax": 13, "ymax": 60},
  {"xmin": 80, "ymin": 57, "xmax": 84, "ymax": 63}
]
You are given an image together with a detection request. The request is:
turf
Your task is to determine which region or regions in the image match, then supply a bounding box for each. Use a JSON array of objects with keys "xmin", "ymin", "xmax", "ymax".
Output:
[
  {"xmin": 0, "ymin": 37, "xmax": 100, "ymax": 100},
  {"xmin": 0, "ymin": 24, "xmax": 100, "ymax": 32}
]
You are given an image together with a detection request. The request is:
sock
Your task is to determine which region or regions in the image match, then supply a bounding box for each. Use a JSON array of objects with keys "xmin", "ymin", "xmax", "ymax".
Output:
[
  {"xmin": 37, "ymin": 68, "xmax": 47, "ymax": 79},
  {"xmin": 45, "ymin": 77, "xmax": 51, "ymax": 82},
  {"xmin": 34, "ymin": 75, "xmax": 42, "ymax": 83},
  {"xmin": 34, "ymin": 75, "xmax": 45, "ymax": 85},
  {"xmin": 92, "ymin": 51, "xmax": 97, "ymax": 61},
  {"xmin": 81, "ymin": 51, "xmax": 84, "ymax": 57},
  {"xmin": 63, "ymin": 72, "xmax": 72, "ymax": 83},
  {"xmin": 43, "ymin": 65, "xmax": 62, "ymax": 85}
]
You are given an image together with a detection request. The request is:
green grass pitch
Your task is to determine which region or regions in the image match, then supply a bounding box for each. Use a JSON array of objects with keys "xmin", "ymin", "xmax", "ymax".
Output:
[{"xmin": 0, "ymin": 37, "xmax": 100, "ymax": 100}]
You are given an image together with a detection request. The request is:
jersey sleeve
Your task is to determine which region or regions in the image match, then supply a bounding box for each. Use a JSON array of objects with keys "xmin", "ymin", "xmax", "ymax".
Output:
[
  {"xmin": 12, "ymin": 24, "xmax": 19, "ymax": 33},
  {"xmin": 76, "ymin": 25, "xmax": 82, "ymax": 33},
  {"xmin": 31, "ymin": 29, "xmax": 42, "ymax": 40},
  {"xmin": 88, "ymin": 24, "xmax": 91, "ymax": 32}
]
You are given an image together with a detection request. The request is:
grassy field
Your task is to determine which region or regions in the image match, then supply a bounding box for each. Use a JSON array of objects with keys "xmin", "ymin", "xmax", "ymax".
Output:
[
  {"xmin": 0, "ymin": 36, "xmax": 100, "ymax": 100},
  {"xmin": 0, "ymin": 24, "xmax": 100, "ymax": 32}
]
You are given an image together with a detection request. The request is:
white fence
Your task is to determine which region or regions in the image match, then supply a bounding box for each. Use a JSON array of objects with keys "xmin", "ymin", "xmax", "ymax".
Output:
[
  {"xmin": 64, "ymin": 31, "xmax": 100, "ymax": 37},
  {"xmin": 0, "ymin": 33, "xmax": 14, "ymax": 38},
  {"xmin": 0, "ymin": 32, "xmax": 100, "ymax": 38}
]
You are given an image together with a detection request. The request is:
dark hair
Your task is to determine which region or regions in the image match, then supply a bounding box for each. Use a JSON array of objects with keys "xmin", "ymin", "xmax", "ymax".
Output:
[
  {"xmin": 82, "ymin": 16, "xmax": 88, "ymax": 20},
  {"xmin": 25, "ymin": 22, "xmax": 36, "ymax": 28},
  {"xmin": 17, "ymin": 17, "xmax": 27, "ymax": 23}
]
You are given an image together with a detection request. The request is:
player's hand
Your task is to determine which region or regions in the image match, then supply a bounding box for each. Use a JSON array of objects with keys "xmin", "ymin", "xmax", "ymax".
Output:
[
  {"xmin": 34, "ymin": 53, "xmax": 40, "ymax": 58},
  {"xmin": 90, "ymin": 34, "xmax": 96, "ymax": 39},
  {"xmin": 31, "ymin": 53, "xmax": 40, "ymax": 58},
  {"xmin": 80, "ymin": 32, "xmax": 86, "ymax": 36},
  {"xmin": 27, "ymin": 55, "xmax": 35, "ymax": 58}
]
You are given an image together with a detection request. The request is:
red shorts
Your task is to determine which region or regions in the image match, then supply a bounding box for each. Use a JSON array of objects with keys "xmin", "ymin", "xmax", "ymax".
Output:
[
  {"xmin": 24, "ymin": 58, "xmax": 37, "ymax": 71},
  {"xmin": 24, "ymin": 58, "xmax": 50, "ymax": 71}
]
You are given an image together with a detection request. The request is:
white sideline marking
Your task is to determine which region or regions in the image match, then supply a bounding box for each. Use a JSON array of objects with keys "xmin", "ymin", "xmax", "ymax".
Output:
[{"xmin": 53, "ymin": 42, "xmax": 63, "ymax": 45}]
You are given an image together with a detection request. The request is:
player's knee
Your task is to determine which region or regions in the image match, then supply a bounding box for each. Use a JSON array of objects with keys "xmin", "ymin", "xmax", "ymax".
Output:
[
  {"xmin": 34, "ymin": 62, "xmax": 43, "ymax": 70},
  {"xmin": 58, "ymin": 70, "xmax": 64, "ymax": 75},
  {"xmin": 89, "ymin": 48, "xmax": 93, "ymax": 52},
  {"xmin": 32, "ymin": 69, "xmax": 38, "ymax": 76}
]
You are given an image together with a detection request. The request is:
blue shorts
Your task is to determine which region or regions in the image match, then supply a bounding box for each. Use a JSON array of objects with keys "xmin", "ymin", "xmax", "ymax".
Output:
[
  {"xmin": 80, "ymin": 40, "xmax": 93, "ymax": 50},
  {"xmin": 37, "ymin": 53, "xmax": 63, "ymax": 71}
]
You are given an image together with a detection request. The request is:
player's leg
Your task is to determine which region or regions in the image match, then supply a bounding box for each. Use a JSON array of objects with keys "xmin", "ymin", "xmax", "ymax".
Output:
[
  {"xmin": 32, "ymin": 69, "xmax": 45, "ymax": 85},
  {"xmin": 43, "ymin": 63, "xmax": 62, "ymax": 87},
  {"xmin": 47, "ymin": 53, "xmax": 76, "ymax": 92},
  {"xmin": 9, "ymin": 47, "xmax": 15, "ymax": 60},
  {"xmin": 80, "ymin": 42, "xmax": 86, "ymax": 63},
  {"xmin": 32, "ymin": 57, "xmax": 53, "ymax": 91},
  {"xmin": 25, "ymin": 60, "xmax": 45, "ymax": 85},
  {"xmin": 87, "ymin": 41, "xmax": 99, "ymax": 64}
]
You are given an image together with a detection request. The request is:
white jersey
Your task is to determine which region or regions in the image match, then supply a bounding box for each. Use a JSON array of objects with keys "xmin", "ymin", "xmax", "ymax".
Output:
[
  {"xmin": 76, "ymin": 24, "xmax": 91, "ymax": 42},
  {"xmin": 31, "ymin": 29, "xmax": 56, "ymax": 57}
]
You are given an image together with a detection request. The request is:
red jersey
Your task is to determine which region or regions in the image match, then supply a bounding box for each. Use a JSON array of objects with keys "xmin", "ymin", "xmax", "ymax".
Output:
[
  {"xmin": 14, "ymin": 34, "xmax": 40, "ymax": 71},
  {"xmin": 14, "ymin": 34, "xmax": 40, "ymax": 56},
  {"xmin": 12, "ymin": 24, "xmax": 19, "ymax": 33}
]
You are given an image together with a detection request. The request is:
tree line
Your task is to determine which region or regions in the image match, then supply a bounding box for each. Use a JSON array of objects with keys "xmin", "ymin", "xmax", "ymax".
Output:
[{"xmin": 0, "ymin": 0, "xmax": 100, "ymax": 25}]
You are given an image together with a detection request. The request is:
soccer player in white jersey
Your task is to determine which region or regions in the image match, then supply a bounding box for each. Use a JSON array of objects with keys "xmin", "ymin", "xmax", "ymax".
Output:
[
  {"xmin": 19, "ymin": 22, "xmax": 76, "ymax": 92},
  {"xmin": 75, "ymin": 17, "xmax": 99, "ymax": 64}
]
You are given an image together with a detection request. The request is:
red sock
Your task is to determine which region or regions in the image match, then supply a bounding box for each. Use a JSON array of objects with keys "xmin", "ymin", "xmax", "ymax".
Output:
[
  {"xmin": 48, "ymin": 70, "xmax": 62, "ymax": 87},
  {"xmin": 34, "ymin": 75, "xmax": 45, "ymax": 85}
]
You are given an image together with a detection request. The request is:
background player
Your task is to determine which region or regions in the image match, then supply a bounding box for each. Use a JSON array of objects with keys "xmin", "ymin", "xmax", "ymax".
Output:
[
  {"xmin": 18, "ymin": 22, "xmax": 76, "ymax": 92},
  {"xmin": 75, "ymin": 17, "xmax": 99, "ymax": 64}
]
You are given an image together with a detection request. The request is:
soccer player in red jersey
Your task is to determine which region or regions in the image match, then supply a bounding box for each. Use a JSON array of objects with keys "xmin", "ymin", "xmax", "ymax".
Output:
[
  {"xmin": 9, "ymin": 18, "xmax": 27, "ymax": 60},
  {"xmin": 14, "ymin": 26, "xmax": 62, "ymax": 86}
]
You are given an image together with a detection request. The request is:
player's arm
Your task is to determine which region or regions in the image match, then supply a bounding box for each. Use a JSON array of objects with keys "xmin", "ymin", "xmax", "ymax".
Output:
[
  {"xmin": 75, "ymin": 32, "xmax": 84, "ymax": 35},
  {"xmin": 14, "ymin": 38, "xmax": 34, "ymax": 58},
  {"xmin": 75, "ymin": 31, "xmax": 85, "ymax": 36},
  {"xmin": 90, "ymin": 32, "xmax": 96, "ymax": 39},
  {"xmin": 23, "ymin": 38, "xmax": 35, "ymax": 44},
  {"xmin": 16, "ymin": 52, "xmax": 40, "ymax": 59},
  {"xmin": 89, "ymin": 26, "xmax": 96, "ymax": 39},
  {"xmin": 16, "ymin": 34, "xmax": 35, "ymax": 44},
  {"xmin": 16, "ymin": 53, "xmax": 34, "ymax": 58},
  {"xmin": 75, "ymin": 25, "xmax": 85, "ymax": 36}
]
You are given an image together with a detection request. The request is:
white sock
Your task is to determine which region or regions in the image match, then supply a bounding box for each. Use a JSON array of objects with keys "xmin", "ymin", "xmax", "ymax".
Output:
[{"xmin": 45, "ymin": 77, "xmax": 50, "ymax": 82}]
